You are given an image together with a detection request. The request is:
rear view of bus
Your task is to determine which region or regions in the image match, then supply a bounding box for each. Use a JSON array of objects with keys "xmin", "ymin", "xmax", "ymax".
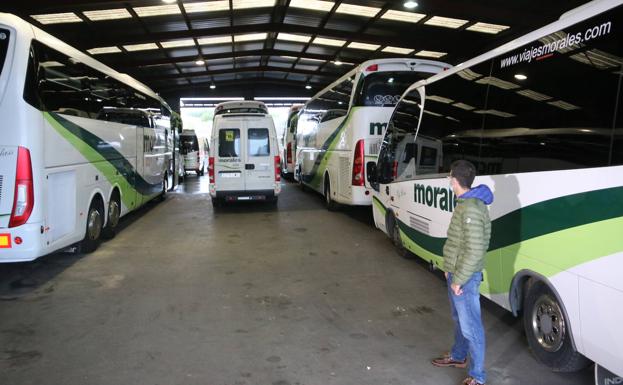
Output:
[{"xmin": 295, "ymin": 58, "xmax": 449, "ymax": 209}]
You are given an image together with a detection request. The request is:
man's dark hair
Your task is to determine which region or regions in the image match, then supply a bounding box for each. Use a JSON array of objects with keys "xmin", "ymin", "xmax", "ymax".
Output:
[{"xmin": 450, "ymin": 160, "xmax": 476, "ymax": 189}]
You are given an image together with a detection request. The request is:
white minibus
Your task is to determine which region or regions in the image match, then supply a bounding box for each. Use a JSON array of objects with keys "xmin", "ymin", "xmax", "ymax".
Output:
[
  {"xmin": 180, "ymin": 129, "xmax": 209, "ymax": 176},
  {"xmin": 208, "ymin": 109, "xmax": 281, "ymax": 206},
  {"xmin": 294, "ymin": 58, "xmax": 450, "ymax": 210},
  {"xmin": 368, "ymin": 0, "xmax": 623, "ymax": 378}
]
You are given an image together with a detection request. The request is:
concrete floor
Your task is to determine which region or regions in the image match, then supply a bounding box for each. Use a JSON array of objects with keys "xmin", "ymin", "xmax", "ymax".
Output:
[{"xmin": 0, "ymin": 176, "xmax": 593, "ymax": 385}]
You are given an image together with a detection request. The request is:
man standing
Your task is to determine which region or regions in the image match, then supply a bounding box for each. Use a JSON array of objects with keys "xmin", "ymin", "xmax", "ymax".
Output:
[{"xmin": 431, "ymin": 160, "xmax": 493, "ymax": 385}]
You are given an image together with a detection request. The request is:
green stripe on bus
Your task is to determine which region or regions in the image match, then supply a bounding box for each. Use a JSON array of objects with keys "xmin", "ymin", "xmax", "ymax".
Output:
[
  {"xmin": 374, "ymin": 190, "xmax": 623, "ymax": 294},
  {"xmin": 303, "ymin": 107, "xmax": 360, "ymax": 189},
  {"xmin": 44, "ymin": 112, "xmax": 152, "ymax": 209}
]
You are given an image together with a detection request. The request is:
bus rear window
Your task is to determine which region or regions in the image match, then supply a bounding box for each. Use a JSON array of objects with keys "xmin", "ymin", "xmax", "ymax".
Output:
[
  {"xmin": 0, "ymin": 29, "xmax": 10, "ymax": 77},
  {"xmin": 219, "ymin": 129, "xmax": 240, "ymax": 157},
  {"xmin": 354, "ymin": 71, "xmax": 427, "ymax": 107},
  {"xmin": 180, "ymin": 137, "xmax": 199, "ymax": 154},
  {"xmin": 215, "ymin": 107, "xmax": 267, "ymax": 115}
]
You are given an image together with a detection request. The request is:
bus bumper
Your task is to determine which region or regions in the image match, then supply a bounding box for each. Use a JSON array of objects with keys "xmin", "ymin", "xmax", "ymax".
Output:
[{"xmin": 0, "ymin": 222, "xmax": 45, "ymax": 262}]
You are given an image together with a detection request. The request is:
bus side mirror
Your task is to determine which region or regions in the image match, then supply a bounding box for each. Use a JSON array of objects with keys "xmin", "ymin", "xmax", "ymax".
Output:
[{"xmin": 367, "ymin": 162, "xmax": 377, "ymax": 184}]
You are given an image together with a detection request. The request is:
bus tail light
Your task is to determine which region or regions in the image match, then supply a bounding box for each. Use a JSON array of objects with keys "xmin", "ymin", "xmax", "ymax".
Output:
[
  {"xmin": 9, "ymin": 147, "xmax": 34, "ymax": 228},
  {"xmin": 286, "ymin": 142, "xmax": 292, "ymax": 164},
  {"xmin": 208, "ymin": 157, "xmax": 215, "ymax": 183},
  {"xmin": 352, "ymin": 139, "xmax": 365, "ymax": 186},
  {"xmin": 275, "ymin": 156, "xmax": 281, "ymax": 182},
  {"xmin": 365, "ymin": 64, "xmax": 378, "ymax": 72}
]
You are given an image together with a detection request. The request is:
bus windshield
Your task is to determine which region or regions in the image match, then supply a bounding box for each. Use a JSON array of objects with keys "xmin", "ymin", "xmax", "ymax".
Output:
[
  {"xmin": 0, "ymin": 29, "xmax": 10, "ymax": 77},
  {"xmin": 354, "ymin": 71, "xmax": 427, "ymax": 107}
]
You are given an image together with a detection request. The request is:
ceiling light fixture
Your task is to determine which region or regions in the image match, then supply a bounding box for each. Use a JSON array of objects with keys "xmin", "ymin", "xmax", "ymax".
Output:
[
  {"xmin": 334, "ymin": 60, "xmax": 343, "ymax": 66},
  {"xmin": 404, "ymin": 1, "xmax": 418, "ymax": 8},
  {"xmin": 83, "ymin": 9, "xmax": 132, "ymax": 21},
  {"xmin": 31, "ymin": 12, "xmax": 83, "ymax": 24},
  {"xmin": 196, "ymin": 59, "xmax": 205, "ymax": 65},
  {"xmin": 381, "ymin": 10, "xmax": 426, "ymax": 23},
  {"xmin": 514, "ymin": 74, "xmax": 527, "ymax": 81},
  {"xmin": 289, "ymin": 0, "xmax": 334, "ymax": 12},
  {"xmin": 210, "ymin": 84, "xmax": 216, "ymax": 89},
  {"xmin": 162, "ymin": 0, "xmax": 176, "ymax": 3},
  {"xmin": 424, "ymin": 16, "xmax": 469, "ymax": 29},
  {"xmin": 305, "ymin": 85, "xmax": 312, "ymax": 89},
  {"xmin": 336, "ymin": 3, "xmax": 382, "ymax": 17},
  {"xmin": 382, "ymin": 46, "xmax": 414, "ymax": 55},
  {"xmin": 348, "ymin": 42, "xmax": 381, "ymax": 51}
]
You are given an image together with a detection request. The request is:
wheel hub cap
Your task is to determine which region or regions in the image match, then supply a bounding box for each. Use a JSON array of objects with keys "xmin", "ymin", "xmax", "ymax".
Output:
[
  {"xmin": 88, "ymin": 209, "xmax": 102, "ymax": 240},
  {"xmin": 531, "ymin": 294, "xmax": 565, "ymax": 352}
]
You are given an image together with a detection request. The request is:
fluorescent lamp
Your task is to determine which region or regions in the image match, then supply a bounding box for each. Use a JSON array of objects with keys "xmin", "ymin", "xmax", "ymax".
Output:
[
  {"xmin": 234, "ymin": 33, "xmax": 268, "ymax": 42},
  {"xmin": 198, "ymin": 36, "xmax": 232, "ymax": 45},
  {"xmin": 312, "ymin": 37, "xmax": 347, "ymax": 47},
  {"xmin": 196, "ymin": 60, "xmax": 205, "ymax": 65},
  {"xmin": 254, "ymin": 97, "xmax": 310, "ymax": 101},
  {"xmin": 336, "ymin": 3, "xmax": 381, "ymax": 17},
  {"xmin": 279, "ymin": 56, "xmax": 298, "ymax": 60},
  {"xmin": 404, "ymin": 1, "xmax": 418, "ymax": 8},
  {"xmin": 548, "ymin": 100, "xmax": 580, "ymax": 110},
  {"xmin": 277, "ymin": 33, "xmax": 312, "ymax": 43},
  {"xmin": 305, "ymin": 85, "xmax": 312, "ymax": 89},
  {"xmin": 514, "ymin": 74, "xmax": 527, "ymax": 81},
  {"xmin": 184, "ymin": 1, "xmax": 230, "ymax": 13},
  {"xmin": 31, "ymin": 13, "xmax": 82, "ymax": 24},
  {"xmin": 348, "ymin": 42, "xmax": 380, "ymax": 51},
  {"xmin": 233, "ymin": 0, "xmax": 276, "ymax": 9},
  {"xmin": 415, "ymin": 50, "xmax": 447, "ymax": 58},
  {"xmin": 456, "ymin": 69, "xmax": 482, "ymax": 81},
  {"xmin": 516, "ymin": 89, "xmax": 552, "ymax": 101},
  {"xmin": 466, "ymin": 22, "xmax": 510, "ymax": 34},
  {"xmin": 133, "ymin": 5, "xmax": 180, "ymax": 17},
  {"xmin": 475, "ymin": 76, "xmax": 520, "ymax": 90},
  {"xmin": 162, "ymin": 0, "xmax": 177, "ymax": 3},
  {"xmin": 87, "ymin": 46, "xmax": 122, "ymax": 55},
  {"xmin": 334, "ymin": 60, "xmax": 343, "ymax": 66},
  {"xmin": 474, "ymin": 109, "xmax": 515, "ymax": 118},
  {"xmin": 210, "ymin": 84, "xmax": 216, "ymax": 89},
  {"xmin": 452, "ymin": 102, "xmax": 475, "ymax": 111},
  {"xmin": 381, "ymin": 10, "xmax": 425, "ymax": 23},
  {"xmin": 300, "ymin": 58, "xmax": 326, "ymax": 63},
  {"xmin": 424, "ymin": 16, "xmax": 468, "ymax": 29},
  {"xmin": 289, "ymin": 0, "xmax": 334, "ymax": 12},
  {"xmin": 382, "ymin": 46, "xmax": 414, "ymax": 55},
  {"xmin": 161, "ymin": 39, "xmax": 196, "ymax": 48},
  {"xmin": 83, "ymin": 9, "xmax": 132, "ymax": 21},
  {"xmin": 123, "ymin": 43, "xmax": 159, "ymax": 51},
  {"xmin": 427, "ymin": 95, "xmax": 454, "ymax": 104}
]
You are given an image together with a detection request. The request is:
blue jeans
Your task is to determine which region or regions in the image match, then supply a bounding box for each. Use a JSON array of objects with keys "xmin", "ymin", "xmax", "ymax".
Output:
[{"xmin": 448, "ymin": 272, "xmax": 486, "ymax": 384}]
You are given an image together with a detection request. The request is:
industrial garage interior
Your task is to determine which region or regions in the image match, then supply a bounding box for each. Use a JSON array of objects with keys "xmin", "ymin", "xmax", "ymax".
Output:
[{"xmin": 0, "ymin": 1, "xmax": 621, "ymax": 385}]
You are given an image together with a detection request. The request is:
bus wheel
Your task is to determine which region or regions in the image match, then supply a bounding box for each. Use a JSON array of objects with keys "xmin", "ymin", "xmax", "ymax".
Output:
[
  {"xmin": 79, "ymin": 199, "xmax": 104, "ymax": 253},
  {"xmin": 390, "ymin": 214, "xmax": 411, "ymax": 259},
  {"xmin": 523, "ymin": 281, "xmax": 590, "ymax": 372},
  {"xmin": 102, "ymin": 192, "xmax": 120, "ymax": 239},
  {"xmin": 324, "ymin": 176, "xmax": 339, "ymax": 211}
]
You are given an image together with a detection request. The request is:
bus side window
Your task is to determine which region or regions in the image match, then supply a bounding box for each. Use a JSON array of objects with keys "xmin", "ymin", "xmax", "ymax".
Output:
[{"xmin": 481, "ymin": 7, "xmax": 623, "ymax": 174}]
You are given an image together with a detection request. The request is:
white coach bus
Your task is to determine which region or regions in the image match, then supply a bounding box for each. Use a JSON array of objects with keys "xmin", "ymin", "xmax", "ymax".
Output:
[
  {"xmin": 368, "ymin": 0, "xmax": 623, "ymax": 378},
  {"xmin": 0, "ymin": 14, "xmax": 174, "ymax": 262},
  {"xmin": 294, "ymin": 58, "xmax": 450, "ymax": 209}
]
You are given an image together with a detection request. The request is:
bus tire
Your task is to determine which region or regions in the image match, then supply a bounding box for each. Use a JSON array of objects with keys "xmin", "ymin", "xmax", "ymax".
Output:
[
  {"xmin": 324, "ymin": 176, "xmax": 339, "ymax": 211},
  {"xmin": 102, "ymin": 190, "xmax": 120, "ymax": 240},
  {"xmin": 523, "ymin": 281, "xmax": 590, "ymax": 372},
  {"xmin": 388, "ymin": 213, "xmax": 411, "ymax": 259},
  {"xmin": 79, "ymin": 198, "xmax": 104, "ymax": 253}
]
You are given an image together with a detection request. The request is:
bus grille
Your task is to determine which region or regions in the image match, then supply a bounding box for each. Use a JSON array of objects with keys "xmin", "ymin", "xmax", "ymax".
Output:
[
  {"xmin": 339, "ymin": 157, "xmax": 350, "ymax": 195},
  {"xmin": 409, "ymin": 216, "xmax": 430, "ymax": 234}
]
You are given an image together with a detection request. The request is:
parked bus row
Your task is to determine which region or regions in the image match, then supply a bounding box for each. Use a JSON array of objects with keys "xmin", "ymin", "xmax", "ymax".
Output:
[{"xmin": 284, "ymin": 0, "xmax": 622, "ymax": 380}]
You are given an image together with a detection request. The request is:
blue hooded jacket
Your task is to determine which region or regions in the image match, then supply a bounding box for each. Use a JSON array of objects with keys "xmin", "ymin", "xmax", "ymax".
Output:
[{"xmin": 459, "ymin": 184, "xmax": 494, "ymax": 205}]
